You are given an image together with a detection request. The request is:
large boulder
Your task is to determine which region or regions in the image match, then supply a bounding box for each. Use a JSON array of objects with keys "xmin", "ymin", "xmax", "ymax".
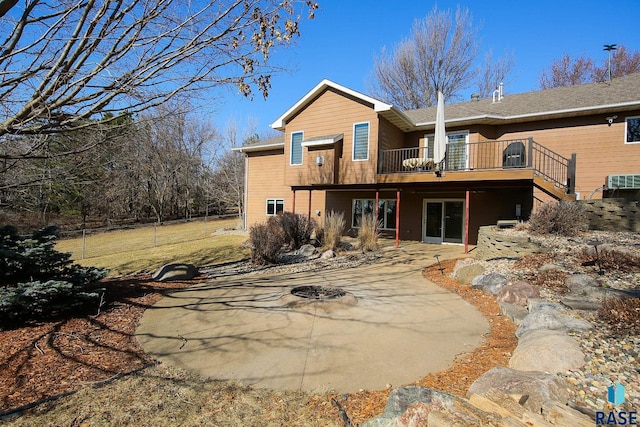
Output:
[
  {"xmin": 467, "ymin": 367, "xmax": 571, "ymax": 413},
  {"xmin": 498, "ymin": 302, "xmax": 529, "ymax": 325},
  {"xmin": 152, "ymin": 263, "xmax": 199, "ymax": 282},
  {"xmin": 455, "ymin": 264, "xmax": 486, "ymax": 285},
  {"xmin": 361, "ymin": 386, "xmax": 455, "ymax": 427},
  {"xmin": 496, "ymin": 280, "xmax": 540, "ymax": 307},
  {"xmin": 565, "ymin": 274, "xmax": 605, "ymax": 299},
  {"xmin": 297, "ymin": 244, "xmax": 317, "ymax": 257},
  {"xmin": 471, "ymin": 272, "xmax": 508, "ymax": 295},
  {"xmin": 509, "ymin": 330, "xmax": 585, "ymax": 374},
  {"xmin": 516, "ymin": 303, "xmax": 593, "ymax": 338}
]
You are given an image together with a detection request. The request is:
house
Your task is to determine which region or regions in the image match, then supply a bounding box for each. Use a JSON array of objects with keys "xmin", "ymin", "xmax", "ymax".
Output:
[{"xmin": 235, "ymin": 73, "xmax": 640, "ymax": 247}]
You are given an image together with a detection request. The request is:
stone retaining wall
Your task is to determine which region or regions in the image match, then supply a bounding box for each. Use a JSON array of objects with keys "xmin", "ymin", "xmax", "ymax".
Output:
[
  {"xmin": 580, "ymin": 199, "xmax": 640, "ymax": 232},
  {"xmin": 475, "ymin": 226, "xmax": 545, "ymax": 261}
]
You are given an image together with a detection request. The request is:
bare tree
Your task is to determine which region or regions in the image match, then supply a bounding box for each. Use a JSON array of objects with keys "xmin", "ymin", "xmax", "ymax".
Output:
[
  {"xmin": 0, "ymin": 0, "xmax": 318, "ymax": 147},
  {"xmin": 369, "ymin": 6, "xmax": 480, "ymax": 109},
  {"xmin": 539, "ymin": 53, "xmax": 594, "ymax": 89},
  {"xmin": 477, "ymin": 49, "xmax": 516, "ymax": 98},
  {"xmin": 539, "ymin": 45, "xmax": 640, "ymax": 89}
]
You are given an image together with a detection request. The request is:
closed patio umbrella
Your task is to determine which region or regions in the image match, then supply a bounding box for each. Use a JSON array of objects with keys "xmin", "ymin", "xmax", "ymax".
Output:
[{"xmin": 433, "ymin": 90, "xmax": 446, "ymax": 169}]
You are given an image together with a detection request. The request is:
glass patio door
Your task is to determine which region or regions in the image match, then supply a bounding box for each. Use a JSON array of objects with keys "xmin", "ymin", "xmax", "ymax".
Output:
[{"xmin": 422, "ymin": 200, "xmax": 464, "ymax": 243}]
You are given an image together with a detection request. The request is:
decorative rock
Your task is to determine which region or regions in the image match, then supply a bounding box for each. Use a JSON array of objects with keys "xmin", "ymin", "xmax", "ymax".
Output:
[
  {"xmin": 320, "ymin": 249, "xmax": 335, "ymax": 259},
  {"xmin": 496, "ymin": 280, "xmax": 540, "ymax": 307},
  {"xmin": 297, "ymin": 244, "xmax": 317, "ymax": 257},
  {"xmin": 509, "ymin": 330, "xmax": 585, "ymax": 374},
  {"xmin": 452, "ymin": 257, "xmax": 475, "ymax": 274},
  {"xmin": 455, "ymin": 263, "xmax": 486, "ymax": 285},
  {"xmin": 467, "ymin": 366, "xmax": 571, "ymax": 413},
  {"xmin": 498, "ymin": 302, "xmax": 529, "ymax": 325},
  {"xmin": 539, "ymin": 263, "xmax": 563, "ymax": 272},
  {"xmin": 516, "ymin": 304, "xmax": 593, "ymax": 338},
  {"xmin": 152, "ymin": 263, "xmax": 199, "ymax": 282},
  {"xmin": 338, "ymin": 241, "xmax": 354, "ymax": 251},
  {"xmin": 361, "ymin": 386, "xmax": 455, "ymax": 427},
  {"xmin": 565, "ymin": 274, "xmax": 606, "ymax": 300},
  {"xmin": 527, "ymin": 299, "xmax": 563, "ymax": 313},
  {"xmin": 471, "ymin": 272, "xmax": 507, "ymax": 295}
]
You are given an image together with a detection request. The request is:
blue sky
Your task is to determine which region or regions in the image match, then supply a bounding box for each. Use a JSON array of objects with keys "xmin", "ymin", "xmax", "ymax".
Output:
[{"xmin": 210, "ymin": 0, "xmax": 640, "ymax": 136}]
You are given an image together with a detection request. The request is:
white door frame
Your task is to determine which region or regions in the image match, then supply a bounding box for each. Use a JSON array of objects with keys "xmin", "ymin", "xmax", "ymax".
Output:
[{"xmin": 422, "ymin": 198, "xmax": 466, "ymax": 244}]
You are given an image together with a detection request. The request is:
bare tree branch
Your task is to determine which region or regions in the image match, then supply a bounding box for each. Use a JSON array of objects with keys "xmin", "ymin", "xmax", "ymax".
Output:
[
  {"xmin": 0, "ymin": 0, "xmax": 319, "ymax": 139},
  {"xmin": 368, "ymin": 6, "xmax": 480, "ymax": 109}
]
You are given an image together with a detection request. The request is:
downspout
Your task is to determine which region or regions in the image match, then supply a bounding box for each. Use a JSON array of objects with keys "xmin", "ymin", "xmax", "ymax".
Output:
[
  {"xmin": 292, "ymin": 190, "xmax": 296, "ymax": 215},
  {"xmin": 395, "ymin": 190, "xmax": 400, "ymax": 248},
  {"xmin": 308, "ymin": 190, "xmax": 312, "ymax": 223}
]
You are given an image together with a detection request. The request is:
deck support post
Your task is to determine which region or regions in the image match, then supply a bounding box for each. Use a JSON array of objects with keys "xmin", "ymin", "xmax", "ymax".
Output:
[
  {"xmin": 395, "ymin": 190, "xmax": 400, "ymax": 248},
  {"xmin": 465, "ymin": 190, "xmax": 470, "ymax": 254},
  {"xmin": 375, "ymin": 190, "xmax": 379, "ymax": 231}
]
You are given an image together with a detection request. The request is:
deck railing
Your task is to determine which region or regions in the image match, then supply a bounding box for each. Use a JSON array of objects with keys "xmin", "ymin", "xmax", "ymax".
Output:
[{"xmin": 378, "ymin": 138, "xmax": 576, "ymax": 194}]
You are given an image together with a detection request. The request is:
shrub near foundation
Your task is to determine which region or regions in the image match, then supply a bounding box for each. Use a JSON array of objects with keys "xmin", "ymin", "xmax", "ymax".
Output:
[
  {"xmin": 248, "ymin": 218, "xmax": 286, "ymax": 265},
  {"xmin": 528, "ymin": 200, "xmax": 588, "ymax": 236}
]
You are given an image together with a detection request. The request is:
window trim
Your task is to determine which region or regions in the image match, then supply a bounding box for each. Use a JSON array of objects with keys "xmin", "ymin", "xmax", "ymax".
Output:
[
  {"xmin": 266, "ymin": 198, "xmax": 284, "ymax": 216},
  {"xmin": 352, "ymin": 122, "xmax": 370, "ymax": 161},
  {"xmin": 625, "ymin": 116, "xmax": 640, "ymax": 144},
  {"xmin": 290, "ymin": 131, "xmax": 304, "ymax": 165},
  {"xmin": 351, "ymin": 198, "xmax": 396, "ymax": 230}
]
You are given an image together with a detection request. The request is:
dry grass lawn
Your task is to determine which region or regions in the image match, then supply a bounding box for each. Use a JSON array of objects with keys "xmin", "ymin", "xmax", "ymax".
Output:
[{"xmin": 54, "ymin": 218, "xmax": 249, "ymax": 276}]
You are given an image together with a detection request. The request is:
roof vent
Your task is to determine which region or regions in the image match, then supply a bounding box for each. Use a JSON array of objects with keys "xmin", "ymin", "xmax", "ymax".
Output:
[
  {"xmin": 492, "ymin": 82, "xmax": 504, "ymax": 103},
  {"xmin": 470, "ymin": 93, "xmax": 480, "ymax": 102}
]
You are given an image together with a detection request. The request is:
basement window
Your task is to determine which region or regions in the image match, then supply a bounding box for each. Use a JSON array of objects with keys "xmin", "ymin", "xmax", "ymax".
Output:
[{"xmin": 352, "ymin": 199, "xmax": 396, "ymax": 229}]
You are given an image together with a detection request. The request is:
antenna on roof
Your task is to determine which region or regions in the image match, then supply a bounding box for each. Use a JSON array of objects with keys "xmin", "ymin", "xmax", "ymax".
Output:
[{"xmin": 603, "ymin": 44, "xmax": 617, "ymax": 82}]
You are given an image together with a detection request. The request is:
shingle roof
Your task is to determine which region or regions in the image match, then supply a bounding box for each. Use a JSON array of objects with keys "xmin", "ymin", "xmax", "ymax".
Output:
[
  {"xmin": 232, "ymin": 135, "xmax": 283, "ymax": 152},
  {"xmin": 404, "ymin": 72, "xmax": 640, "ymax": 128}
]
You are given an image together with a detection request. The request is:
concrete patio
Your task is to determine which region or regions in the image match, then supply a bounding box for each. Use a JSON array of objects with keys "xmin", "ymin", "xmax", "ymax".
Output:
[{"xmin": 136, "ymin": 243, "xmax": 488, "ymax": 393}]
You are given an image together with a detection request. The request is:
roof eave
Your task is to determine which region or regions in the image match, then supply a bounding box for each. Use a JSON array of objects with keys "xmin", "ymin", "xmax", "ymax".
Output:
[
  {"xmin": 413, "ymin": 100, "xmax": 640, "ymax": 129},
  {"xmin": 233, "ymin": 142, "xmax": 285, "ymax": 153}
]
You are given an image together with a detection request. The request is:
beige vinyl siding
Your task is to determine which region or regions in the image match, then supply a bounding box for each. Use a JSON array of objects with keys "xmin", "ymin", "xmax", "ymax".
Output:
[
  {"xmin": 283, "ymin": 87, "xmax": 379, "ymax": 186},
  {"xmin": 245, "ymin": 149, "xmax": 289, "ymax": 227},
  {"xmin": 491, "ymin": 112, "xmax": 640, "ymax": 199}
]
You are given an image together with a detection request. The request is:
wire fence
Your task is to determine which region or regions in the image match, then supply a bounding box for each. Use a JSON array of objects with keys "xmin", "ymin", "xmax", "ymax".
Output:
[{"xmin": 55, "ymin": 215, "xmax": 243, "ymax": 260}]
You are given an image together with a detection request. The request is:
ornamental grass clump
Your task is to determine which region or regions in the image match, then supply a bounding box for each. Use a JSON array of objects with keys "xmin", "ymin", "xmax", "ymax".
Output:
[
  {"xmin": 321, "ymin": 210, "xmax": 345, "ymax": 251},
  {"xmin": 357, "ymin": 214, "xmax": 380, "ymax": 252}
]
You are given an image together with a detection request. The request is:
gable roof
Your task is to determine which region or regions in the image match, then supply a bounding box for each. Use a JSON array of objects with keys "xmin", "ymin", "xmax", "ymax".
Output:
[
  {"xmin": 405, "ymin": 72, "xmax": 640, "ymax": 129},
  {"xmin": 270, "ymin": 79, "xmax": 415, "ymax": 131}
]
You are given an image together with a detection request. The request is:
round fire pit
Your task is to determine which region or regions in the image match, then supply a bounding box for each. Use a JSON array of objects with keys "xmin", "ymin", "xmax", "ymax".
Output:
[
  {"xmin": 291, "ymin": 285, "xmax": 346, "ymax": 300},
  {"xmin": 280, "ymin": 285, "xmax": 357, "ymax": 311}
]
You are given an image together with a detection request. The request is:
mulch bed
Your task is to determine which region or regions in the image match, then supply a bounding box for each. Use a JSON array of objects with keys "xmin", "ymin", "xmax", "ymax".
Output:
[{"xmin": 1, "ymin": 260, "xmax": 517, "ymax": 425}]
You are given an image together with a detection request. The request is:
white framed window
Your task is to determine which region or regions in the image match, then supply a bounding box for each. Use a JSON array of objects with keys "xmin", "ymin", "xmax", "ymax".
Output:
[
  {"xmin": 266, "ymin": 199, "xmax": 284, "ymax": 216},
  {"xmin": 626, "ymin": 116, "xmax": 640, "ymax": 144},
  {"xmin": 352, "ymin": 122, "xmax": 369, "ymax": 161},
  {"xmin": 290, "ymin": 131, "xmax": 303, "ymax": 165},
  {"xmin": 352, "ymin": 198, "xmax": 396, "ymax": 230}
]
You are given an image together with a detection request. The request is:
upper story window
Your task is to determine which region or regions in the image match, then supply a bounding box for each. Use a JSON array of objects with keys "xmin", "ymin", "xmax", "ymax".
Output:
[
  {"xmin": 626, "ymin": 116, "xmax": 640, "ymax": 144},
  {"xmin": 352, "ymin": 122, "xmax": 369, "ymax": 161},
  {"xmin": 290, "ymin": 131, "xmax": 303, "ymax": 165}
]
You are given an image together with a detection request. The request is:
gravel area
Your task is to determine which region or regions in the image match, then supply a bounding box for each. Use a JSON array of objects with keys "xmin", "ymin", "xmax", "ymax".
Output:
[{"xmin": 475, "ymin": 229, "xmax": 640, "ymax": 414}]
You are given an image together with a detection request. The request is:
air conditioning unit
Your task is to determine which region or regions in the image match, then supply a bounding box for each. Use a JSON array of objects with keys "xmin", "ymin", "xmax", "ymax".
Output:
[{"xmin": 607, "ymin": 174, "xmax": 640, "ymax": 189}]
